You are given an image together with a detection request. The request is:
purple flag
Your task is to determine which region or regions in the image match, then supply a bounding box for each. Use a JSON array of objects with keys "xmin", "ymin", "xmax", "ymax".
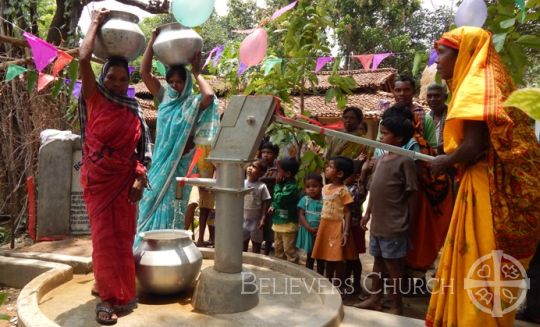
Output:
[
  {"xmin": 72, "ymin": 80, "xmax": 82, "ymax": 99},
  {"xmin": 203, "ymin": 47, "xmax": 218, "ymax": 68},
  {"xmin": 128, "ymin": 66, "xmax": 135, "ymax": 75},
  {"xmin": 315, "ymin": 57, "xmax": 333, "ymax": 73},
  {"xmin": 127, "ymin": 86, "xmax": 135, "ymax": 98},
  {"xmin": 271, "ymin": 1, "xmax": 298, "ymax": 20},
  {"xmin": 238, "ymin": 62, "xmax": 248, "ymax": 76},
  {"xmin": 23, "ymin": 32, "xmax": 58, "ymax": 72},
  {"xmin": 213, "ymin": 45, "xmax": 224, "ymax": 66},
  {"xmin": 371, "ymin": 53, "xmax": 393, "ymax": 70},
  {"xmin": 428, "ymin": 49, "xmax": 438, "ymax": 66}
]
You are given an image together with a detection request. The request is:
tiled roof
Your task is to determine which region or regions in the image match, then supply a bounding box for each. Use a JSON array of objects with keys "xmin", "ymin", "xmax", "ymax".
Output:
[
  {"xmin": 289, "ymin": 91, "xmax": 395, "ymax": 119},
  {"xmin": 310, "ymin": 68, "xmax": 396, "ymax": 92}
]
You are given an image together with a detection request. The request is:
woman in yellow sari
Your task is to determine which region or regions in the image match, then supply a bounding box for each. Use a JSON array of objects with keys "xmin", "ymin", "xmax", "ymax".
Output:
[{"xmin": 427, "ymin": 27, "xmax": 540, "ymax": 327}]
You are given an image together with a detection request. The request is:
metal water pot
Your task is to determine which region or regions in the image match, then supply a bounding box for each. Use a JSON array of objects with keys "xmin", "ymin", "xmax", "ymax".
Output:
[
  {"xmin": 93, "ymin": 10, "xmax": 146, "ymax": 62},
  {"xmin": 134, "ymin": 229, "xmax": 203, "ymax": 294},
  {"xmin": 153, "ymin": 23, "xmax": 203, "ymax": 66}
]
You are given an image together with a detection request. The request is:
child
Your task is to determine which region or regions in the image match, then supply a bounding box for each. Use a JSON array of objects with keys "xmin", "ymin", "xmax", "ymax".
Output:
[
  {"xmin": 243, "ymin": 160, "xmax": 271, "ymax": 253},
  {"xmin": 296, "ymin": 173, "xmax": 324, "ymax": 274},
  {"xmin": 259, "ymin": 142, "xmax": 280, "ymax": 255},
  {"xmin": 344, "ymin": 160, "xmax": 368, "ymax": 298},
  {"xmin": 269, "ymin": 157, "xmax": 299, "ymax": 263},
  {"xmin": 357, "ymin": 116, "xmax": 418, "ymax": 316},
  {"xmin": 312, "ymin": 156, "xmax": 357, "ymax": 285}
]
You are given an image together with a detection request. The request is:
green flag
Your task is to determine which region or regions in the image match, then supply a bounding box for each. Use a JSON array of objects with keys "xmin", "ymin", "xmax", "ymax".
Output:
[
  {"xmin": 262, "ymin": 58, "xmax": 282, "ymax": 76},
  {"xmin": 516, "ymin": 0, "xmax": 526, "ymax": 23},
  {"xmin": 5, "ymin": 64, "xmax": 28, "ymax": 82},
  {"xmin": 412, "ymin": 52, "xmax": 422, "ymax": 76},
  {"xmin": 27, "ymin": 71, "xmax": 37, "ymax": 93},
  {"xmin": 153, "ymin": 60, "xmax": 166, "ymax": 76}
]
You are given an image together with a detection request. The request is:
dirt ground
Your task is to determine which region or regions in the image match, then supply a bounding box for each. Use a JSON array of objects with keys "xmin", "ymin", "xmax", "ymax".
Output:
[{"xmin": 0, "ymin": 287, "xmax": 19, "ymax": 327}]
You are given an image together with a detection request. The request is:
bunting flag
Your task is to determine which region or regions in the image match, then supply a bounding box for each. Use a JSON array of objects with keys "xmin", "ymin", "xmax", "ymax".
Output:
[
  {"xmin": 37, "ymin": 73, "xmax": 54, "ymax": 92},
  {"xmin": 354, "ymin": 54, "xmax": 373, "ymax": 71},
  {"xmin": 238, "ymin": 62, "xmax": 248, "ymax": 76},
  {"xmin": 5, "ymin": 64, "xmax": 28, "ymax": 82},
  {"xmin": 72, "ymin": 80, "xmax": 82, "ymax": 98},
  {"xmin": 428, "ymin": 49, "xmax": 438, "ymax": 67},
  {"xmin": 271, "ymin": 0, "xmax": 298, "ymax": 20},
  {"xmin": 262, "ymin": 57, "xmax": 283, "ymax": 76},
  {"xmin": 23, "ymin": 32, "xmax": 58, "ymax": 72},
  {"xmin": 371, "ymin": 52, "xmax": 392, "ymax": 70},
  {"xmin": 153, "ymin": 60, "xmax": 166, "ymax": 76},
  {"xmin": 516, "ymin": 0, "xmax": 526, "ymax": 22},
  {"xmin": 52, "ymin": 51, "xmax": 73, "ymax": 77},
  {"xmin": 203, "ymin": 46, "xmax": 219, "ymax": 68},
  {"xmin": 213, "ymin": 45, "xmax": 224, "ymax": 66},
  {"xmin": 128, "ymin": 66, "xmax": 135, "ymax": 75},
  {"xmin": 127, "ymin": 86, "xmax": 135, "ymax": 98},
  {"xmin": 315, "ymin": 56, "xmax": 333, "ymax": 73},
  {"xmin": 412, "ymin": 52, "xmax": 422, "ymax": 76}
]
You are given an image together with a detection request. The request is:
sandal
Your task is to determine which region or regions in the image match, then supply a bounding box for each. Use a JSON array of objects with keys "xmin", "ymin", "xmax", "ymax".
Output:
[{"xmin": 95, "ymin": 303, "xmax": 117, "ymax": 325}]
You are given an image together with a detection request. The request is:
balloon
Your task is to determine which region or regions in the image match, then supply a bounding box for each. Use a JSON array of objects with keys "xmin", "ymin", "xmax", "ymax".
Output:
[
  {"xmin": 239, "ymin": 28, "xmax": 268, "ymax": 67},
  {"xmin": 455, "ymin": 0, "xmax": 487, "ymax": 27},
  {"xmin": 172, "ymin": 0, "xmax": 215, "ymax": 27}
]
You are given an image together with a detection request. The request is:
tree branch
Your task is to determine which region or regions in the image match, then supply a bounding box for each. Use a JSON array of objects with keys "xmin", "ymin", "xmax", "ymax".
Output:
[{"xmin": 108, "ymin": 0, "xmax": 170, "ymax": 14}]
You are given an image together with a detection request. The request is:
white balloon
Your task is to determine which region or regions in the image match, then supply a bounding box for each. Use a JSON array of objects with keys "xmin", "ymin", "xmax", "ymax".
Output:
[{"xmin": 455, "ymin": 0, "xmax": 488, "ymax": 27}]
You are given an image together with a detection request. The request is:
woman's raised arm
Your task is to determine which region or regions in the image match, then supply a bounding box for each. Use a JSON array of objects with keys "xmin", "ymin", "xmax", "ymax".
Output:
[
  {"xmin": 79, "ymin": 8, "xmax": 109, "ymax": 100},
  {"xmin": 140, "ymin": 29, "xmax": 162, "ymax": 98}
]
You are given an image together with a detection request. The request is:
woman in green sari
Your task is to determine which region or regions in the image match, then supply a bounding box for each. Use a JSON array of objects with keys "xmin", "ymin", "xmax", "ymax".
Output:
[{"xmin": 135, "ymin": 29, "xmax": 219, "ymax": 247}]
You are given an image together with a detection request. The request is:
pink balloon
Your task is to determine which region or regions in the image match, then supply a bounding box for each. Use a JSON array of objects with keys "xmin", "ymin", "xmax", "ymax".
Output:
[{"xmin": 239, "ymin": 28, "xmax": 268, "ymax": 67}]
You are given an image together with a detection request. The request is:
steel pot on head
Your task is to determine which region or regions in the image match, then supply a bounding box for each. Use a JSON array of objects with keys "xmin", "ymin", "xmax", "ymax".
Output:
[
  {"xmin": 134, "ymin": 229, "xmax": 203, "ymax": 295},
  {"xmin": 152, "ymin": 23, "xmax": 203, "ymax": 66},
  {"xmin": 93, "ymin": 10, "xmax": 146, "ymax": 62}
]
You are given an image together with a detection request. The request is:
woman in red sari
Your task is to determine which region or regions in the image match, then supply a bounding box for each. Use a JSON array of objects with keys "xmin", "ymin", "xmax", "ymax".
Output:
[{"xmin": 78, "ymin": 9, "xmax": 151, "ymax": 325}]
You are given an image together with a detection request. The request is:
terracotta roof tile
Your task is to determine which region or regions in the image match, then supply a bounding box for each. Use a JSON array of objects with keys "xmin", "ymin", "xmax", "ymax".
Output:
[
  {"xmin": 310, "ymin": 68, "xmax": 397, "ymax": 91},
  {"xmin": 289, "ymin": 92, "xmax": 395, "ymax": 119}
]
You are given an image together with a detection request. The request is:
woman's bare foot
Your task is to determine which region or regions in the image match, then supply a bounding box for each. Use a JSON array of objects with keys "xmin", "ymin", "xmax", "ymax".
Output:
[{"xmin": 354, "ymin": 297, "xmax": 383, "ymax": 311}]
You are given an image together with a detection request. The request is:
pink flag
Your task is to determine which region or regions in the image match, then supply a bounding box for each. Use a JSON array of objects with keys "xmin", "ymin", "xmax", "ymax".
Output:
[
  {"xmin": 52, "ymin": 51, "xmax": 73, "ymax": 77},
  {"xmin": 23, "ymin": 32, "xmax": 58, "ymax": 72},
  {"xmin": 371, "ymin": 53, "xmax": 393, "ymax": 70},
  {"xmin": 271, "ymin": 1, "xmax": 298, "ymax": 20},
  {"xmin": 354, "ymin": 55, "xmax": 374, "ymax": 71},
  {"xmin": 315, "ymin": 57, "xmax": 333, "ymax": 73},
  {"xmin": 37, "ymin": 73, "xmax": 54, "ymax": 92}
]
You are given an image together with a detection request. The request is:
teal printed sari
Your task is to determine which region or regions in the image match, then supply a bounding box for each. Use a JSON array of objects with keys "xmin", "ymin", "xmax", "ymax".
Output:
[{"xmin": 135, "ymin": 67, "xmax": 219, "ymax": 248}]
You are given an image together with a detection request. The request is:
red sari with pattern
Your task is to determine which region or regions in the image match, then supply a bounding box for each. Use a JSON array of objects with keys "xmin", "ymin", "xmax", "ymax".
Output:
[{"xmin": 81, "ymin": 91, "xmax": 144, "ymax": 306}]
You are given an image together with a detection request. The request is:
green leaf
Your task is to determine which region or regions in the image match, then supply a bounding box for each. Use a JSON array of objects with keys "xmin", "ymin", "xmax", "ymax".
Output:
[
  {"xmin": 516, "ymin": 35, "xmax": 540, "ymax": 50},
  {"xmin": 492, "ymin": 33, "xmax": 507, "ymax": 52},
  {"xmin": 51, "ymin": 78, "xmax": 63, "ymax": 97},
  {"xmin": 0, "ymin": 314, "xmax": 9, "ymax": 320},
  {"xmin": 68, "ymin": 60, "xmax": 78, "ymax": 81},
  {"xmin": 499, "ymin": 18, "xmax": 515, "ymax": 29},
  {"xmin": 0, "ymin": 292, "xmax": 6, "ymax": 305},
  {"xmin": 325, "ymin": 88, "xmax": 336, "ymax": 103},
  {"xmin": 27, "ymin": 71, "xmax": 37, "ymax": 93},
  {"xmin": 503, "ymin": 88, "xmax": 540, "ymax": 120}
]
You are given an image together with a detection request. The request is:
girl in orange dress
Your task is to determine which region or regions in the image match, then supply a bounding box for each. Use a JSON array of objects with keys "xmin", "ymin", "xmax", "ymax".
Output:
[{"xmin": 312, "ymin": 156, "xmax": 357, "ymax": 286}]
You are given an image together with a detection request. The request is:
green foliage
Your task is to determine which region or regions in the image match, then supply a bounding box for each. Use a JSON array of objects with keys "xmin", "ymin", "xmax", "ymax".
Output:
[
  {"xmin": 503, "ymin": 88, "xmax": 540, "ymax": 120},
  {"xmin": 0, "ymin": 226, "xmax": 9, "ymax": 245},
  {"xmin": 485, "ymin": 0, "xmax": 540, "ymax": 86}
]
